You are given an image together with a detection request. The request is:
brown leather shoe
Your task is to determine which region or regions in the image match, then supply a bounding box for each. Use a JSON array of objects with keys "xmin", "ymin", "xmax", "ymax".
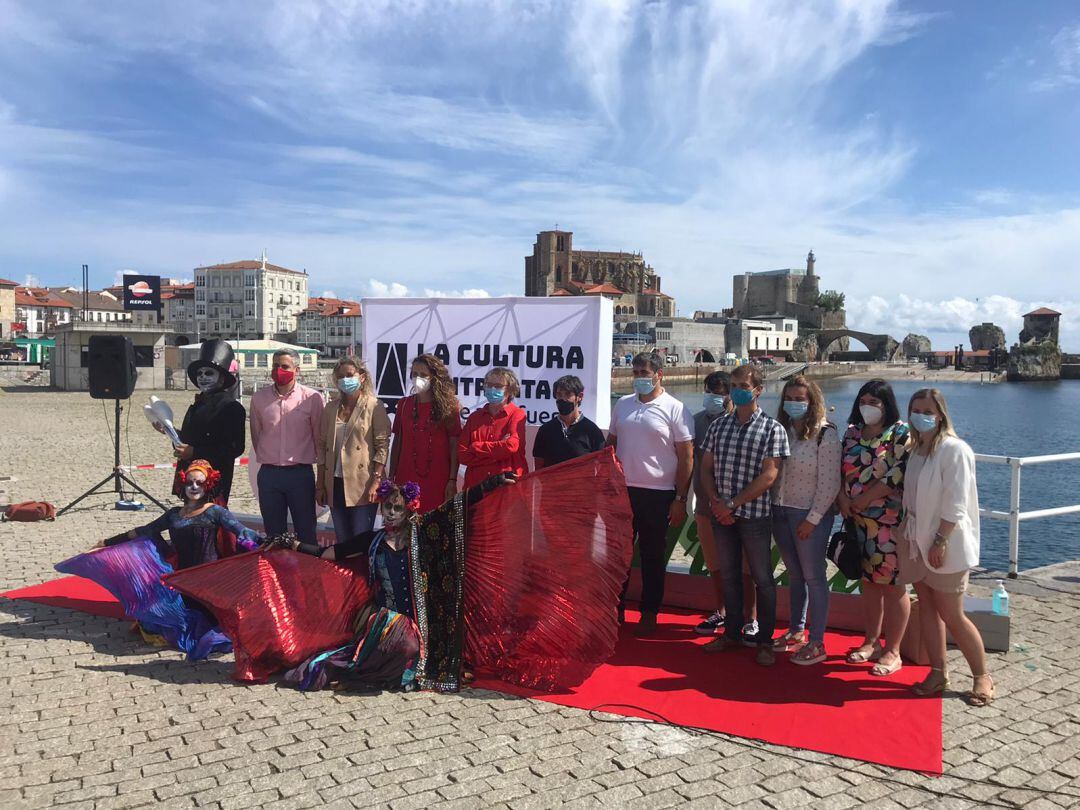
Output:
[
  {"xmin": 755, "ymin": 644, "xmax": 776, "ymax": 667},
  {"xmin": 703, "ymin": 634, "xmax": 740, "ymax": 653},
  {"xmin": 634, "ymin": 613, "xmax": 658, "ymax": 637}
]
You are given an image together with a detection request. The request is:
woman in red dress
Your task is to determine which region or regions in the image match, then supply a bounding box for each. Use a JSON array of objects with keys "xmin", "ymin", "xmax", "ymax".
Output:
[{"xmin": 388, "ymin": 354, "xmax": 462, "ymax": 512}]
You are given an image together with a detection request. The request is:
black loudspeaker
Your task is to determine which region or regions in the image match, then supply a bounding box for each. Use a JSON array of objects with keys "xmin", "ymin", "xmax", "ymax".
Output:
[{"xmin": 88, "ymin": 334, "xmax": 138, "ymax": 399}]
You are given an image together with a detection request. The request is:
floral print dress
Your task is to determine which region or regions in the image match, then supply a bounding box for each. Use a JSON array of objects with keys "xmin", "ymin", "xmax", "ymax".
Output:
[{"xmin": 841, "ymin": 421, "xmax": 910, "ymax": 584}]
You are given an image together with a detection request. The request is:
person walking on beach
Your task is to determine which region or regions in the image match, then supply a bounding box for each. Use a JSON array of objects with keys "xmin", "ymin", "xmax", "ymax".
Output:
[
  {"xmin": 836, "ymin": 379, "xmax": 910, "ymax": 676},
  {"xmin": 770, "ymin": 375, "xmax": 841, "ymax": 665},
  {"xmin": 388, "ymin": 354, "xmax": 462, "ymax": 512},
  {"xmin": 691, "ymin": 371, "xmax": 758, "ymax": 638},
  {"xmin": 699, "ymin": 364, "xmax": 789, "ymax": 665},
  {"xmin": 608, "ymin": 352, "xmax": 695, "ymax": 637},
  {"xmin": 316, "ymin": 357, "xmax": 391, "ymax": 545},
  {"xmin": 900, "ymin": 388, "xmax": 994, "ymax": 706},
  {"xmin": 458, "ymin": 367, "xmax": 528, "ymax": 489},
  {"xmin": 249, "ymin": 348, "xmax": 323, "ymax": 543},
  {"xmin": 533, "ymin": 375, "xmax": 605, "ymax": 469}
]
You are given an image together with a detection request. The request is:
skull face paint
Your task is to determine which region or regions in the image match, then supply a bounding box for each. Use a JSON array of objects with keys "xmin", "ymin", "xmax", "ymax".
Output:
[
  {"xmin": 380, "ymin": 493, "xmax": 408, "ymax": 528},
  {"xmin": 184, "ymin": 470, "xmax": 208, "ymax": 501},
  {"xmin": 195, "ymin": 367, "xmax": 222, "ymax": 392}
]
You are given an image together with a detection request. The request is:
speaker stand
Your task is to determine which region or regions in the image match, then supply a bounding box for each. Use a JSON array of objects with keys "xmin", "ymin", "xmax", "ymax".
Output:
[{"xmin": 57, "ymin": 399, "xmax": 168, "ymax": 517}]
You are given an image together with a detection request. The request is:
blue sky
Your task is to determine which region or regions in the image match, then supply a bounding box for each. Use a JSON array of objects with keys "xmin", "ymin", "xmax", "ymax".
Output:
[{"xmin": 2, "ymin": 0, "xmax": 1079, "ymax": 350}]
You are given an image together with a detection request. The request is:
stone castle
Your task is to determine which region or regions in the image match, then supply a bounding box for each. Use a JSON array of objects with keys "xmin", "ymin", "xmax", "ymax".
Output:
[
  {"xmin": 524, "ymin": 230, "xmax": 675, "ymax": 318},
  {"xmin": 729, "ymin": 251, "xmax": 846, "ymax": 332}
]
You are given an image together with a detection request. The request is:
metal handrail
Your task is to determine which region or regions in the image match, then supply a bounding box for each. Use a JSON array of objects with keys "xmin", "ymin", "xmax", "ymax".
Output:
[{"xmin": 974, "ymin": 451, "xmax": 1080, "ymax": 577}]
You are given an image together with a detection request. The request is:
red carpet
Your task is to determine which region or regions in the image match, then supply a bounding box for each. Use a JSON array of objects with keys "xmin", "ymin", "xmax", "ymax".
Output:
[
  {"xmin": 3, "ymin": 580, "xmax": 940, "ymax": 772},
  {"xmin": 2, "ymin": 576, "xmax": 127, "ymax": 619},
  {"xmin": 475, "ymin": 607, "xmax": 942, "ymax": 774}
]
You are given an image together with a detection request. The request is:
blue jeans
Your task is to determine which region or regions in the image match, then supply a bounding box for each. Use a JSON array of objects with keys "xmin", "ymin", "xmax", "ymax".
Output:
[
  {"xmin": 772, "ymin": 506, "xmax": 833, "ymax": 644},
  {"xmin": 330, "ymin": 477, "xmax": 378, "ymax": 544},
  {"xmin": 712, "ymin": 516, "xmax": 776, "ymax": 641},
  {"xmin": 257, "ymin": 464, "xmax": 317, "ymax": 543}
]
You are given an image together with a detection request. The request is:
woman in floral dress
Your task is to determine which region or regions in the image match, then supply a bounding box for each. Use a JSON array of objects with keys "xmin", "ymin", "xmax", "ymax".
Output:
[{"xmin": 836, "ymin": 380, "xmax": 911, "ymax": 677}]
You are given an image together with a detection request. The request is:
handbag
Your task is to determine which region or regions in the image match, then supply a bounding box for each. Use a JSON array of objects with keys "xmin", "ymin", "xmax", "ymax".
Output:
[
  {"xmin": 2, "ymin": 501, "xmax": 57, "ymax": 522},
  {"xmin": 827, "ymin": 518, "xmax": 862, "ymax": 580}
]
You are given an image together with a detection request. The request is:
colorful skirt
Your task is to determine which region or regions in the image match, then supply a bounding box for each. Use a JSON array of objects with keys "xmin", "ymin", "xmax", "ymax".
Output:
[{"xmin": 282, "ymin": 606, "xmax": 420, "ymax": 691}]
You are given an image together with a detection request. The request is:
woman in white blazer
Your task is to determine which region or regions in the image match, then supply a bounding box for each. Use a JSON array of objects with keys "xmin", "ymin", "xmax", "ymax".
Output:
[{"xmin": 900, "ymin": 388, "xmax": 993, "ymax": 706}]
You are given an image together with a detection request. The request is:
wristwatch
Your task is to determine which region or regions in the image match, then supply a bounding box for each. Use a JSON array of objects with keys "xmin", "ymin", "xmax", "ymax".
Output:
[
  {"xmin": 724, "ymin": 498, "xmax": 736, "ymax": 511},
  {"xmin": 674, "ymin": 494, "xmax": 688, "ymax": 503}
]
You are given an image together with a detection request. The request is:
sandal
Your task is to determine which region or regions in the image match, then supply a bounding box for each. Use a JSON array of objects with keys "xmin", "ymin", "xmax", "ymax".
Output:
[
  {"xmin": 912, "ymin": 667, "xmax": 949, "ymax": 696},
  {"xmin": 966, "ymin": 674, "xmax": 995, "ymax": 707},
  {"xmin": 772, "ymin": 629, "xmax": 808, "ymax": 651},
  {"xmin": 846, "ymin": 640, "xmax": 882, "ymax": 663},
  {"xmin": 792, "ymin": 642, "xmax": 827, "ymax": 666},
  {"xmin": 870, "ymin": 651, "xmax": 903, "ymax": 677}
]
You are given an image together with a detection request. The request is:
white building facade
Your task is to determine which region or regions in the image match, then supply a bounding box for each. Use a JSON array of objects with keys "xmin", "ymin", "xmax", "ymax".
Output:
[
  {"xmin": 297, "ymin": 298, "xmax": 362, "ymax": 357},
  {"xmin": 194, "ymin": 256, "xmax": 309, "ymax": 341}
]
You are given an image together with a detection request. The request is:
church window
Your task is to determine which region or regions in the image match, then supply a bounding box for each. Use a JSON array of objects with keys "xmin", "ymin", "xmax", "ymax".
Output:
[
  {"xmin": 556, "ymin": 235, "xmax": 565, "ymax": 251},
  {"xmin": 556, "ymin": 265, "xmax": 563, "ymax": 282}
]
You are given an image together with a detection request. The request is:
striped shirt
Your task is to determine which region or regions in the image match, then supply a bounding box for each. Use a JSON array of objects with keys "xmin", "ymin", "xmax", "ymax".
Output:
[{"xmin": 701, "ymin": 408, "xmax": 790, "ymax": 520}]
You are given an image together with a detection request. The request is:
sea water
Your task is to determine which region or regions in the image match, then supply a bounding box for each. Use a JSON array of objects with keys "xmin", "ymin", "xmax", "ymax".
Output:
[{"xmin": 668, "ymin": 378, "xmax": 1080, "ymax": 573}]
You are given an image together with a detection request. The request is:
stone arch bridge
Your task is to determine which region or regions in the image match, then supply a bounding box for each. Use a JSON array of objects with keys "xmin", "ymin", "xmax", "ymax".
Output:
[{"xmin": 816, "ymin": 329, "xmax": 900, "ymax": 361}]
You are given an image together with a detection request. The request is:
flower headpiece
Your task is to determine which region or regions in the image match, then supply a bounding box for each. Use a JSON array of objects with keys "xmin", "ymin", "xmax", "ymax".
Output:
[
  {"xmin": 179, "ymin": 459, "xmax": 222, "ymax": 494},
  {"xmin": 375, "ymin": 479, "xmax": 422, "ymax": 512}
]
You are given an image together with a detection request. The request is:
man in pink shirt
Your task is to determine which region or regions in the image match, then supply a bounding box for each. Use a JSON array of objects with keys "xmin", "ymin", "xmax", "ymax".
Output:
[{"xmin": 249, "ymin": 348, "xmax": 324, "ymax": 542}]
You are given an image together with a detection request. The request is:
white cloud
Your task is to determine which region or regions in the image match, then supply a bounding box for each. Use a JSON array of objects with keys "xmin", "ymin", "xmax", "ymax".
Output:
[
  {"xmin": 366, "ymin": 279, "xmax": 409, "ymax": 298},
  {"xmin": 364, "ymin": 278, "xmax": 490, "ymax": 299},
  {"xmin": 319, "ymin": 289, "xmax": 337, "ymax": 298},
  {"xmin": 1032, "ymin": 24, "xmax": 1080, "ymax": 90},
  {"xmin": 22, "ymin": 273, "xmax": 39, "ymax": 287}
]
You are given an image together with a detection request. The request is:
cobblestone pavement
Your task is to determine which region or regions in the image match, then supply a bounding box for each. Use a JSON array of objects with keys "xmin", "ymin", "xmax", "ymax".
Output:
[{"xmin": 2, "ymin": 390, "xmax": 1079, "ymax": 809}]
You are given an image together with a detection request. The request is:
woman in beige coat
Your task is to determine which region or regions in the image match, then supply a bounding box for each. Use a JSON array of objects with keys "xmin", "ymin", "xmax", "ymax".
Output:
[{"xmin": 316, "ymin": 356, "xmax": 391, "ymax": 544}]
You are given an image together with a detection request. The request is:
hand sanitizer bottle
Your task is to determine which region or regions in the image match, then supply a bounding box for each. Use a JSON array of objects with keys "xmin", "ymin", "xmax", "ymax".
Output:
[{"xmin": 991, "ymin": 580, "xmax": 1010, "ymax": 617}]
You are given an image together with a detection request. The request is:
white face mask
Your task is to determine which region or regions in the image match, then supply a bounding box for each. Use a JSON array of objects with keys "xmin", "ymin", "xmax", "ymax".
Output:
[
  {"xmin": 195, "ymin": 367, "xmax": 222, "ymax": 392},
  {"xmin": 859, "ymin": 404, "xmax": 884, "ymax": 426},
  {"xmin": 412, "ymin": 376, "xmax": 431, "ymax": 394},
  {"xmin": 184, "ymin": 478, "xmax": 206, "ymax": 501}
]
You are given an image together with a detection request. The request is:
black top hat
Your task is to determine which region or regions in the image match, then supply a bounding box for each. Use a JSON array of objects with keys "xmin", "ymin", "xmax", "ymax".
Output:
[{"xmin": 187, "ymin": 339, "xmax": 237, "ymax": 389}]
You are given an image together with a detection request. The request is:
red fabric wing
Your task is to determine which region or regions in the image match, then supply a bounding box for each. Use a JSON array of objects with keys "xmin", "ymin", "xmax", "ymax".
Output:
[
  {"xmin": 464, "ymin": 448, "xmax": 633, "ymax": 691},
  {"xmin": 165, "ymin": 550, "xmax": 371, "ymax": 682}
]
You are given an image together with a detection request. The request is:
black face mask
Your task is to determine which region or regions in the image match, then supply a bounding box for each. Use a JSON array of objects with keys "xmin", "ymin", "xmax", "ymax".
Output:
[{"xmin": 555, "ymin": 399, "xmax": 576, "ymax": 417}]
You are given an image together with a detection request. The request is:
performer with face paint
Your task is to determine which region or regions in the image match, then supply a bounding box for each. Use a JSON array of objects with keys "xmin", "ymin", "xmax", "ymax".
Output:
[
  {"xmin": 57, "ymin": 459, "xmax": 265, "ymax": 659},
  {"xmin": 173, "ymin": 339, "xmax": 247, "ymax": 508},
  {"xmin": 278, "ymin": 473, "xmax": 516, "ymax": 692}
]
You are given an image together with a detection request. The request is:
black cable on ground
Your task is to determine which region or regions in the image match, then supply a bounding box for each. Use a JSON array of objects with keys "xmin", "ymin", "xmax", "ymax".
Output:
[{"xmin": 585, "ymin": 703, "xmax": 1080, "ymax": 808}]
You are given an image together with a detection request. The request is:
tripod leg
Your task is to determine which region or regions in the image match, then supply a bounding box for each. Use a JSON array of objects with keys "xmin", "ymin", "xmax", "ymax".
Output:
[
  {"xmin": 57, "ymin": 472, "xmax": 122, "ymax": 517},
  {"xmin": 118, "ymin": 473, "xmax": 168, "ymax": 511}
]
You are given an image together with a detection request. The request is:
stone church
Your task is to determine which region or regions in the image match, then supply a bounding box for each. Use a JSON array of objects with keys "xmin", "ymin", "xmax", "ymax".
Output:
[{"xmin": 524, "ymin": 230, "xmax": 676, "ymax": 317}]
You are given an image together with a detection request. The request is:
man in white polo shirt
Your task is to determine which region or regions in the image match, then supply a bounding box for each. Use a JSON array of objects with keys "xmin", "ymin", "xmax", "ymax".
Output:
[{"xmin": 607, "ymin": 351, "xmax": 695, "ymax": 636}]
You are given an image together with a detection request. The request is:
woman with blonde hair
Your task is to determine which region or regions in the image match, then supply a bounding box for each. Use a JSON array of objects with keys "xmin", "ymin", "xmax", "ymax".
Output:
[
  {"xmin": 388, "ymin": 353, "xmax": 463, "ymax": 512},
  {"xmin": 316, "ymin": 356, "xmax": 392, "ymax": 544},
  {"xmin": 901, "ymin": 388, "xmax": 993, "ymax": 706},
  {"xmin": 770, "ymin": 375, "xmax": 841, "ymax": 664}
]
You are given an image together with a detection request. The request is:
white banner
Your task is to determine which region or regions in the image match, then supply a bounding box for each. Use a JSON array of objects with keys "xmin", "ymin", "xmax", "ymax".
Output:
[{"xmin": 362, "ymin": 296, "xmax": 613, "ymax": 428}]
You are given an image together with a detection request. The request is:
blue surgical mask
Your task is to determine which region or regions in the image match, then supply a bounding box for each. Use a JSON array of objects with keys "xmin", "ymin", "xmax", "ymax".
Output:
[
  {"xmin": 484, "ymin": 387, "xmax": 505, "ymax": 405},
  {"xmin": 337, "ymin": 376, "xmax": 360, "ymax": 395},
  {"xmin": 730, "ymin": 387, "xmax": 755, "ymax": 407},
  {"xmin": 703, "ymin": 393, "xmax": 726, "ymax": 415},
  {"xmin": 633, "ymin": 377, "xmax": 656, "ymax": 396},
  {"xmin": 783, "ymin": 401, "xmax": 809, "ymax": 420},
  {"xmin": 911, "ymin": 413, "xmax": 937, "ymax": 433}
]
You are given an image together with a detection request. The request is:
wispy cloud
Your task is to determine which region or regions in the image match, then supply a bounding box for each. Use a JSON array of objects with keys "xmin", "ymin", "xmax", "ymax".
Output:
[{"xmin": 0, "ymin": 1, "xmax": 1076, "ymax": 350}]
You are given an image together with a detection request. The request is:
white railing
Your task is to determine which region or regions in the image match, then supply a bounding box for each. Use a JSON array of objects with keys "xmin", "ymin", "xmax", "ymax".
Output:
[{"xmin": 975, "ymin": 452, "xmax": 1080, "ymax": 577}]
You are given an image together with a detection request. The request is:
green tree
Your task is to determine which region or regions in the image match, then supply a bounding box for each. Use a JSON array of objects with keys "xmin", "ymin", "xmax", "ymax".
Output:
[{"xmin": 816, "ymin": 290, "xmax": 846, "ymax": 312}]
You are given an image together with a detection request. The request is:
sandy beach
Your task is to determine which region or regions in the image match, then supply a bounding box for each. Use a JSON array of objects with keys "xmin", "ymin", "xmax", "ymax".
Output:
[{"xmin": 836, "ymin": 364, "xmax": 1005, "ymax": 384}]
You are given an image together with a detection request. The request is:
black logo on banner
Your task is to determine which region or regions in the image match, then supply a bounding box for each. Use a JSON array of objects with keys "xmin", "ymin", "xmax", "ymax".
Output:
[
  {"xmin": 375, "ymin": 342, "xmax": 410, "ymax": 414},
  {"xmin": 122, "ymin": 274, "xmax": 162, "ymax": 311}
]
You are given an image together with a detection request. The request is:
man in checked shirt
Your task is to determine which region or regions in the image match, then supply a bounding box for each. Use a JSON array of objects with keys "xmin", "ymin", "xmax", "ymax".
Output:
[{"xmin": 699, "ymin": 364, "xmax": 790, "ymax": 666}]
